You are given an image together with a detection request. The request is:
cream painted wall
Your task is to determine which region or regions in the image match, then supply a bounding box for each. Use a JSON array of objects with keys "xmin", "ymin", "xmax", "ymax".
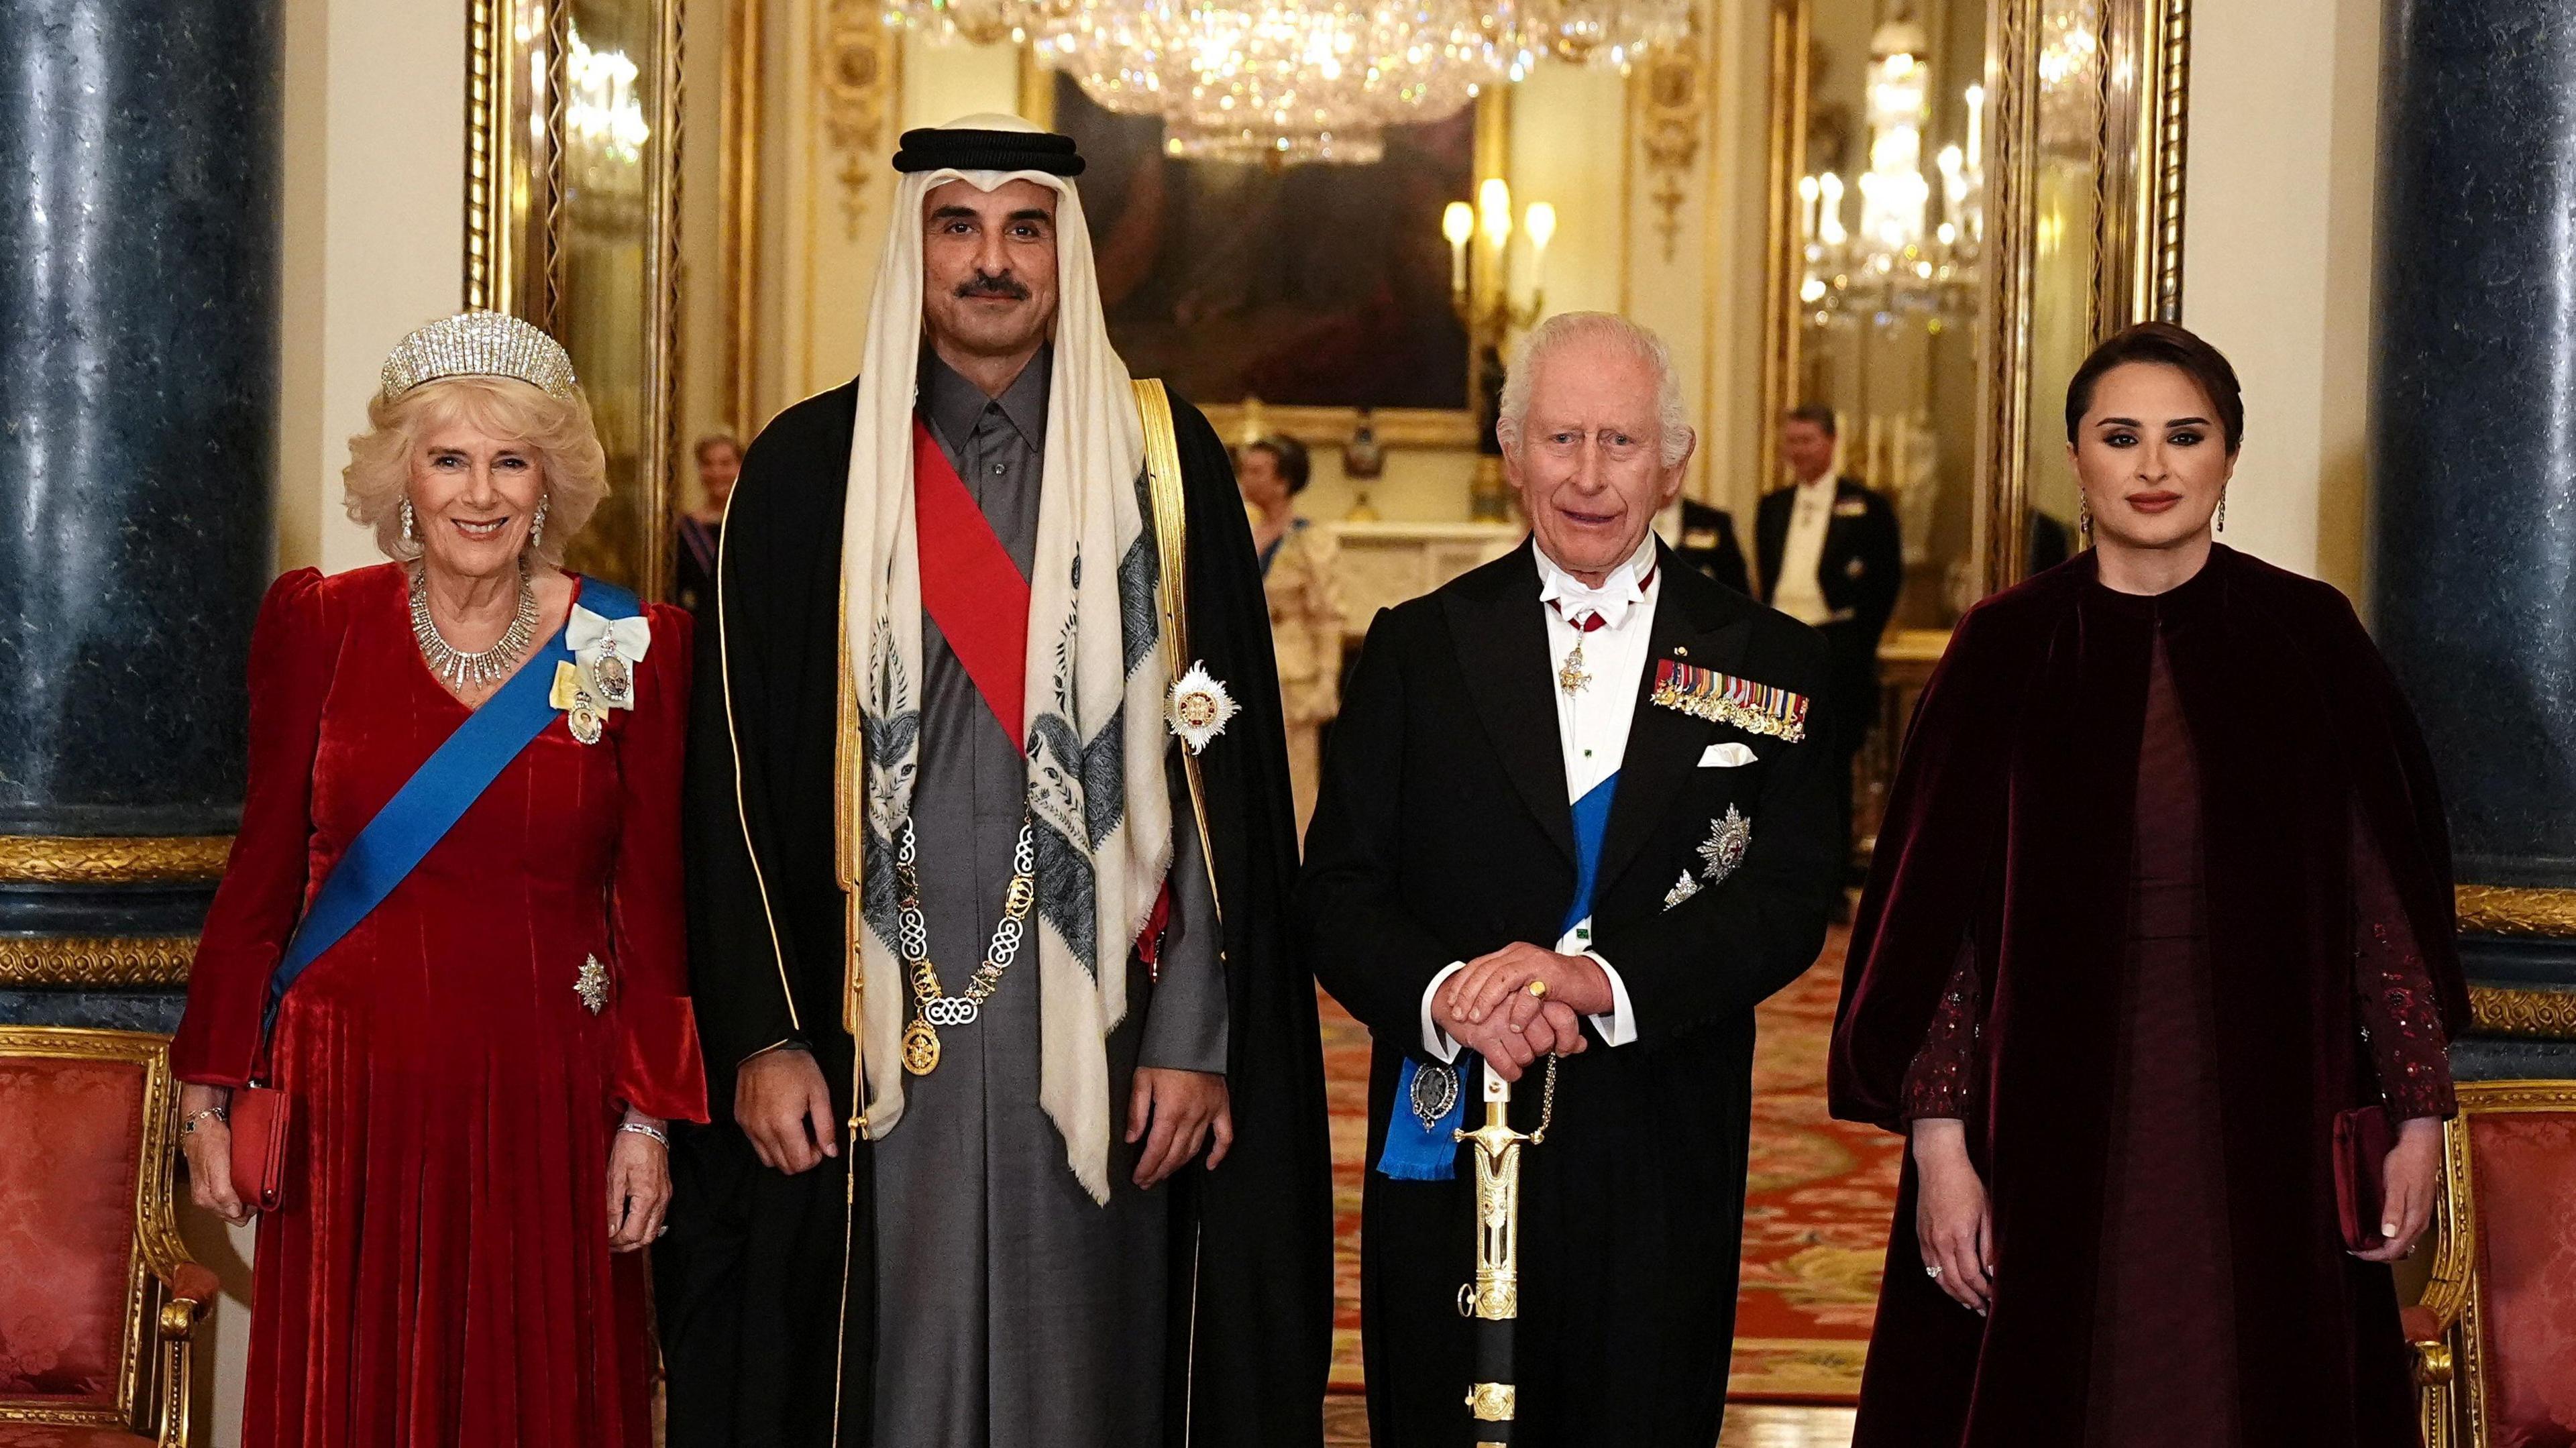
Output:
[
  {"xmin": 273, "ymin": 0, "xmax": 469, "ymax": 578},
  {"xmin": 2180, "ymin": 0, "xmax": 2381, "ymax": 600}
]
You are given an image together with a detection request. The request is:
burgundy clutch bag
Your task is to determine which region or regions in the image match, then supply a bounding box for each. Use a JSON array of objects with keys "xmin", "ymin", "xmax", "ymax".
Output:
[
  {"xmin": 227, "ymin": 1083, "xmax": 291, "ymax": 1213},
  {"xmin": 2334, "ymin": 1103, "xmax": 2394, "ymax": 1254}
]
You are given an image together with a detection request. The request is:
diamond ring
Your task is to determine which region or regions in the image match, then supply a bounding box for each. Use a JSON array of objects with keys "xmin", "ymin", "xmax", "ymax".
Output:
[{"xmin": 1925, "ymin": 1264, "xmax": 1944, "ymax": 1280}]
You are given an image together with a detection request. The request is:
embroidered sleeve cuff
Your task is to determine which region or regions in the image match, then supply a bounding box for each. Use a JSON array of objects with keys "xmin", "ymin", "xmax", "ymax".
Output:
[
  {"xmin": 1421, "ymin": 961, "xmax": 1467, "ymax": 1062},
  {"xmin": 1585, "ymin": 951, "xmax": 1639, "ymax": 1047}
]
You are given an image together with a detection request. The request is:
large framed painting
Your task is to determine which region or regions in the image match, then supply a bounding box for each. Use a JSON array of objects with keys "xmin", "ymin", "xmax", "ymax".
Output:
[{"xmin": 1050, "ymin": 72, "xmax": 1478, "ymax": 441}]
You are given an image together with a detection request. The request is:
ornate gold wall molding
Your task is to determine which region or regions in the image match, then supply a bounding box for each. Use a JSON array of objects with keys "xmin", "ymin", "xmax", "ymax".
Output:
[
  {"xmin": 2467, "ymin": 986, "xmax": 2576, "ymax": 1041},
  {"xmin": 1636, "ymin": 15, "xmax": 1709, "ymax": 266},
  {"xmin": 0, "ymin": 836, "xmax": 231, "ymax": 885},
  {"xmin": 2453, "ymin": 883, "xmax": 2576, "ymax": 938},
  {"xmin": 0, "ymin": 936, "xmax": 196, "ymax": 987},
  {"xmin": 817, "ymin": 0, "xmax": 894, "ymax": 241}
]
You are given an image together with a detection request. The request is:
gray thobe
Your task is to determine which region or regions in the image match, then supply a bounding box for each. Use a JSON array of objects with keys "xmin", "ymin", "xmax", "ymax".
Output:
[{"xmin": 871, "ymin": 347, "xmax": 1228, "ymax": 1448}]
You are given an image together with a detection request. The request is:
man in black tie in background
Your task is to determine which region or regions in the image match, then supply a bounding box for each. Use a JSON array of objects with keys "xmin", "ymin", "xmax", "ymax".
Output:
[
  {"xmin": 1756, "ymin": 405, "xmax": 1900, "ymax": 891},
  {"xmin": 1299, "ymin": 312, "xmax": 1840, "ymax": 1446}
]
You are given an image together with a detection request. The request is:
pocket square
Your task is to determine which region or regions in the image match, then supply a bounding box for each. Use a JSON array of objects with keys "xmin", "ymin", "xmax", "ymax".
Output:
[{"xmin": 1699, "ymin": 742, "xmax": 1758, "ymax": 767}]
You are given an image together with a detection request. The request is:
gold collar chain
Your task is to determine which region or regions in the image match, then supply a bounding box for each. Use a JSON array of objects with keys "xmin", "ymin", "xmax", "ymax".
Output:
[{"xmin": 895, "ymin": 814, "xmax": 1038, "ymax": 1076}]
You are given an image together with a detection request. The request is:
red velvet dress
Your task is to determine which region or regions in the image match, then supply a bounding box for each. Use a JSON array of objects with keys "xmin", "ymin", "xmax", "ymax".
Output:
[{"xmin": 170, "ymin": 564, "xmax": 709, "ymax": 1448}]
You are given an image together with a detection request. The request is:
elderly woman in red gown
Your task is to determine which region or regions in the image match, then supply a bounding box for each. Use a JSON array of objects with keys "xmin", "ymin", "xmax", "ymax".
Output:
[
  {"xmin": 1831, "ymin": 322, "xmax": 2465, "ymax": 1447},
  {"xmin": 167, "ymin": 312, "xmax": 707, "ymax": 1447}
]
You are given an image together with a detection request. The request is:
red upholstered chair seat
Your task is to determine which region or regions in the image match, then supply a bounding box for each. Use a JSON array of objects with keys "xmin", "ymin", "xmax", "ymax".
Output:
[
  {"xmin": 2466, "ymin": 1110, "xmax": 2576, "ymax": 1447},
  {"xmin": 0, "ymin": 1055, "xmax": 144, "ymax": 1406}
]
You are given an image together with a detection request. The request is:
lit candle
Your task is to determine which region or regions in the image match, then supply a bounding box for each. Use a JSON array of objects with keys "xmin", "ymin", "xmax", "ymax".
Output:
[
  {"xmin": 1479, "ymin": 177, "xmax": 1514, "ymax": 256},
  {"xmin": 1524, "ymin": 201, "xmax": 1556, "ymax": 294},
  {"xmin": 1443, "ymin": 201, "xmax": 1474, "ymax": 294},
  {"xmin": 1819, "ymin": 172, "xmax": 1846, "ymax": 245},
  {"xmin": 1964, "ymin": 85, "xmax": 1984, "ymax": 173},
  {"xmin": 1799, "ymin": 174, "xmax": 1820, "ymax": 241}
]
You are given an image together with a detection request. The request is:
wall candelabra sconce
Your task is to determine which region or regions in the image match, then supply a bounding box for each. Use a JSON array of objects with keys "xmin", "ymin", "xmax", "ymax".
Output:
[{"xmin": 1444, "ymin": 178, "xmax": 1556, "ymax": 520}]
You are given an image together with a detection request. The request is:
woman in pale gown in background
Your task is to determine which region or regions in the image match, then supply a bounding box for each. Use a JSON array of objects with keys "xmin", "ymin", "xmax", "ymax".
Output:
[{"xmin": 1239, "ymin": 435, "xmax": 1342, "ymax": 838}]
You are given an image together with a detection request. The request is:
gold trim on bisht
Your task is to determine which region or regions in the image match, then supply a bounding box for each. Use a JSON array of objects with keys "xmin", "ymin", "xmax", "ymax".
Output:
[
  {"xmin": 0, "ymin": 936, "xmax": 197, "ymax": 987},
  {"xmin": 0, "ymin": 836, "xmax": 231, "ymax": 885}
]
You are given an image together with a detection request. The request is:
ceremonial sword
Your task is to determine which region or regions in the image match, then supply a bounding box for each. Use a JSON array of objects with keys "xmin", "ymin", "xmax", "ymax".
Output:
[{"xmin": 1456, "ymin": 1039, "xmax": 1560, "ymax": 1445}]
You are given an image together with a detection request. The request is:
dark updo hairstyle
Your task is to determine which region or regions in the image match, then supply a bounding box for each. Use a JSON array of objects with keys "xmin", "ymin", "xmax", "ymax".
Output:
[
  {"xmin": 2063, "ymin": 321, "xmax": 2244, "ymax": 456},
  {"xmin": 1248, "ymin": 435, "xmax": 1312, "ymax": 496}
]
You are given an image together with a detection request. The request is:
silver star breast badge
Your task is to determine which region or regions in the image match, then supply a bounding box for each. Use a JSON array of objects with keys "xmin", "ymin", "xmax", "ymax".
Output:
[
  {"xmin": 1697, "ymin": 805, "xmax": 1753, "ymax": 885},
  {"xmin": 575, "ymin": 954, "xmax": 609, "ymax": 1015}
]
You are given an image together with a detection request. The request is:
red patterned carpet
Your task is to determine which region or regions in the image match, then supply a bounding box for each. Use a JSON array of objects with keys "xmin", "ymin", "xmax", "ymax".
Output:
[{"xmin": 1318, "ymin": 928, "xmax": 1895, "ymax": 1403}]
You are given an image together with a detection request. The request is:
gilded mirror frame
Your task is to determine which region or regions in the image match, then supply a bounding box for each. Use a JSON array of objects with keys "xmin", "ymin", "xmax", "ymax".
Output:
[
  {"xmin": 466, "ymin": 0, "xmax": 688, "ymax": 601},
  {"xmin": 1759, "ymin": 0, "xmax": 2190, "ymax": 603}
]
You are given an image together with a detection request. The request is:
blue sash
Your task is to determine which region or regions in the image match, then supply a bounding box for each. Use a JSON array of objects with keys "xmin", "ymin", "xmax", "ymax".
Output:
[
  {"xmin": 1379, "ymin": 770, "xmax": 1619, "ymax": 1180},
  {"xmin": 260, "ymin": 578, "xmax": 641, "ymax": 1034}
]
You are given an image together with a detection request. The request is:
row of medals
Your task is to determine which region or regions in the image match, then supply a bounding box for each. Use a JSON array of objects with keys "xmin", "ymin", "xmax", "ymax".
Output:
[{"xmin": 897, "ymin": 814, "xmax": 1040, "ymax": 1076}]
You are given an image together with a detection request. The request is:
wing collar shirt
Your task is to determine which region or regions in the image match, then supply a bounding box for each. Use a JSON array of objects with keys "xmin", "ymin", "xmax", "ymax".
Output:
[
  {"xmin": 1419, "ymin": 533, "xmax": 1652, "ymax": 1061},
  {"xmin": 1771, "ymin": 471, "xmax": 1839, "ymax": 626}
]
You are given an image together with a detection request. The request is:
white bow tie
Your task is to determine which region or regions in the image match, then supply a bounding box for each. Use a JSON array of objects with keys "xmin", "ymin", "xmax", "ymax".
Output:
[{"xmin": 1540, "ymin": 568, "xmax": 1649, "ymax": 631}]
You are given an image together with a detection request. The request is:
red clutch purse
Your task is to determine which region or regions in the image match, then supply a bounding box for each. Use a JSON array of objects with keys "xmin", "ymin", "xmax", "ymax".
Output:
[
  {"xmin": 227, "ymin": 1083, "xmax": 291, "ymax": 1214},
  {"xmin": 2334, "ymin": 1103, "xmax": 2394, "ymax": 1254}
]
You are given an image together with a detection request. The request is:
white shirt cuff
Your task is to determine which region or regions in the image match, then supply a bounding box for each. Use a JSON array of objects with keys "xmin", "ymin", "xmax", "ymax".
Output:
[
  {"xmin": 1420, "ymin": 961, "xmax": 1468, "ymax": 1062},
  {"xmin": 1584, "ymin": 950, "xmax": 1639, "ymax": 1047}
]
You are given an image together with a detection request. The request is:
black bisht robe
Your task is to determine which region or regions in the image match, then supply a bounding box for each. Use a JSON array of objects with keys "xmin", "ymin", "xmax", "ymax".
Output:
[
  {"xmin": 1829, "ymin": 545, "xmax": 2469, "ymax": 1447},
  {"xmin": 656, "ymin": 378, "xmax": 1332, "ymax": 1447},
  {"xmin": 1298, "ymin": 543, "xmax": 1843, "ymax": 1447}
]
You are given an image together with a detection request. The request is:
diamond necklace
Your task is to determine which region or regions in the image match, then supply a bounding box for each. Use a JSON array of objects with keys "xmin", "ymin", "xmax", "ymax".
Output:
[{"xmin": 410, "ymin": 561, "xmax": 540, "ymax": 690}]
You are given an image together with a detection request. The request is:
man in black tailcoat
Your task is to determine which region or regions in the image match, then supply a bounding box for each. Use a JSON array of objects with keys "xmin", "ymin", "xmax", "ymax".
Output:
[{"xmin": 1299, "ymin": 312, "xmax": 1841, "ymax": 1447}]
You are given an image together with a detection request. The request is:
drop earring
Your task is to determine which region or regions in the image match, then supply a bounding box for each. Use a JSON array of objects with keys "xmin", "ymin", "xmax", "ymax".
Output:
[
  {"xmin": 529, "ymin": 494, "xmax": 550, "ymax": 554},
  {"xmin": 2077, "ymin": 493, "xmax": 2092, "ymax": 545},
  {"xmin": 400, "ymin": 498, "xmax": 417, "ymax": 547},
  {"xmin": 2216, "ymin": 492, "xmax": 2227, "ymax": 533}
]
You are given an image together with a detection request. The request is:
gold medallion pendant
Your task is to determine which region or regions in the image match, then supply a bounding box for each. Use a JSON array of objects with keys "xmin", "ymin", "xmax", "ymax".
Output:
[{"xmin": 902, "ymin": 1017, "xmax": 941, "ymax": 1076}]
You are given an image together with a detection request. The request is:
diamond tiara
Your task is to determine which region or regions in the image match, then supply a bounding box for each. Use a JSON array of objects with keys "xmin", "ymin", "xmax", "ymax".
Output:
[{"xmin": 379, "ymin": 311, "xmax": 579, "ymax": 402}]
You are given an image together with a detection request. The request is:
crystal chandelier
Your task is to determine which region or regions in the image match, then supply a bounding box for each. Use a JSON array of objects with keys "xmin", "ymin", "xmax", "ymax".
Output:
[
  {"xmin": 882, "ymin": 0, "xmax": 1052, "ymax": 48},
  {"xmin": 1505, "ymin": 0, "xmax": 1689, "ymax": 72},
  {"xmin": 1796, "ymin": 15, "xmax": 1982, "ymax": 324},
  {"xmin": 1029, "ymin": 0, "xmax": 1510, "ymax": 165}
]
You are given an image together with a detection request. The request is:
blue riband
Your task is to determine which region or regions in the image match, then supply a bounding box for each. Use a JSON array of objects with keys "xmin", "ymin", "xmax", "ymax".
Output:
[{"xmin": 260, "ymin": 577, "xmax": 641, "ymax": 1034}]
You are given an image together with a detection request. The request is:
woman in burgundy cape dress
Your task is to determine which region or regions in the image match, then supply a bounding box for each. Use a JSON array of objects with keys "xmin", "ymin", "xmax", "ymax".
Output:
[
  {"xmin": 168, "ymin": 313, "xmax": 709, "ymax": 1447},
  {"xmin": 1830, "ymin": 323, "xmax": 2467, "ymax": 1448}
]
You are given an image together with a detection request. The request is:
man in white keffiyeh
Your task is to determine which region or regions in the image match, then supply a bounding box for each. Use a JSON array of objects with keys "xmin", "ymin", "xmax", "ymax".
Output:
[{"xmin": 659, "ymin": 114, "xmax": 1330, "ymax": 1448}]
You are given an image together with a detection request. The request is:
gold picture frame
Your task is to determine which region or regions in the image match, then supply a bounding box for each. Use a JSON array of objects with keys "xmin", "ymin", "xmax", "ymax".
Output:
[{"xmin": 465, "ymin": 0, "xmax": 686, "ymax": 601}]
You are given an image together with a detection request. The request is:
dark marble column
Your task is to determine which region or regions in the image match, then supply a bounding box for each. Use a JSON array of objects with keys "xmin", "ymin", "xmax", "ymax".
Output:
[
  {"xmin": 0, "ymin": 0, "xmax": 281, "ymax": 1031},
  {"xmin": 2373, "ymin": 0, "xmax": 2576, "ymax": 1078}
]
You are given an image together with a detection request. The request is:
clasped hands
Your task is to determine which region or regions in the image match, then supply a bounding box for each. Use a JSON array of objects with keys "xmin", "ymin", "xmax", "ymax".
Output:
[
  {"xmin": 737, "ymin": 1046, "xmax": 1230, "ymax": 1190},
  {"xmin": 1430, "ymin": 942, "xmax": 1609, "ymax": 1082}
]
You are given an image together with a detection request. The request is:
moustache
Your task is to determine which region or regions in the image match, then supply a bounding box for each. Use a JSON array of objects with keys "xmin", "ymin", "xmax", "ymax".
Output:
[{"xmin": 956, "ymin": 275, "xmax": 1030, "ymax": 300}]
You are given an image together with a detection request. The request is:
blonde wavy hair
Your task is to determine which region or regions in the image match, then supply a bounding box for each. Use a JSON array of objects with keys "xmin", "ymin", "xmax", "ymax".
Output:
[{"xmin": 343, "ymin": 376, "xmax": 610, "ymax": 567}]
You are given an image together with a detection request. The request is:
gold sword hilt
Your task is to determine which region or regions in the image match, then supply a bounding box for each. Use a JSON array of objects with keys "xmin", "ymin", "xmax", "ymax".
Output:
[{"xmin": 1456, "ymin": 1067, "xmax": 1530, "ymax": 1324}]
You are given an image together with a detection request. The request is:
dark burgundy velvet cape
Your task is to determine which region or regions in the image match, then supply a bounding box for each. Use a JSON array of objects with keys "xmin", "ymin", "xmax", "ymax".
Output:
[{"xmin": 1829, "ymin": 546, "xmax": 2469, "ymax": 1447}]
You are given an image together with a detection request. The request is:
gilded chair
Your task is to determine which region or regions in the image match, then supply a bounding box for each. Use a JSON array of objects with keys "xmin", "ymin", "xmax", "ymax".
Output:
[
  {"xmin": 2408, "ymin": 1078, "xmax": 2576, "ymax": 1448},
  {"xmin": 0, "ymin": 1027, "xmax": 217, "ymax": 1448}
]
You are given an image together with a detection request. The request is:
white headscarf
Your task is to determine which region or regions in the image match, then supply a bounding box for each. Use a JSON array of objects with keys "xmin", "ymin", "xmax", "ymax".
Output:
[{"xmin": 841, "ymin": 114, "xmax": 1173, "ymax": 1203}]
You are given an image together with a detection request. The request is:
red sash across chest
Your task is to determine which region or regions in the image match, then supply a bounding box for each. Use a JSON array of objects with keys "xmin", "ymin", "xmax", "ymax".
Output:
[{"xmin": 912, "ymin": 414, "xmax": 1032, "ymax": 736}]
